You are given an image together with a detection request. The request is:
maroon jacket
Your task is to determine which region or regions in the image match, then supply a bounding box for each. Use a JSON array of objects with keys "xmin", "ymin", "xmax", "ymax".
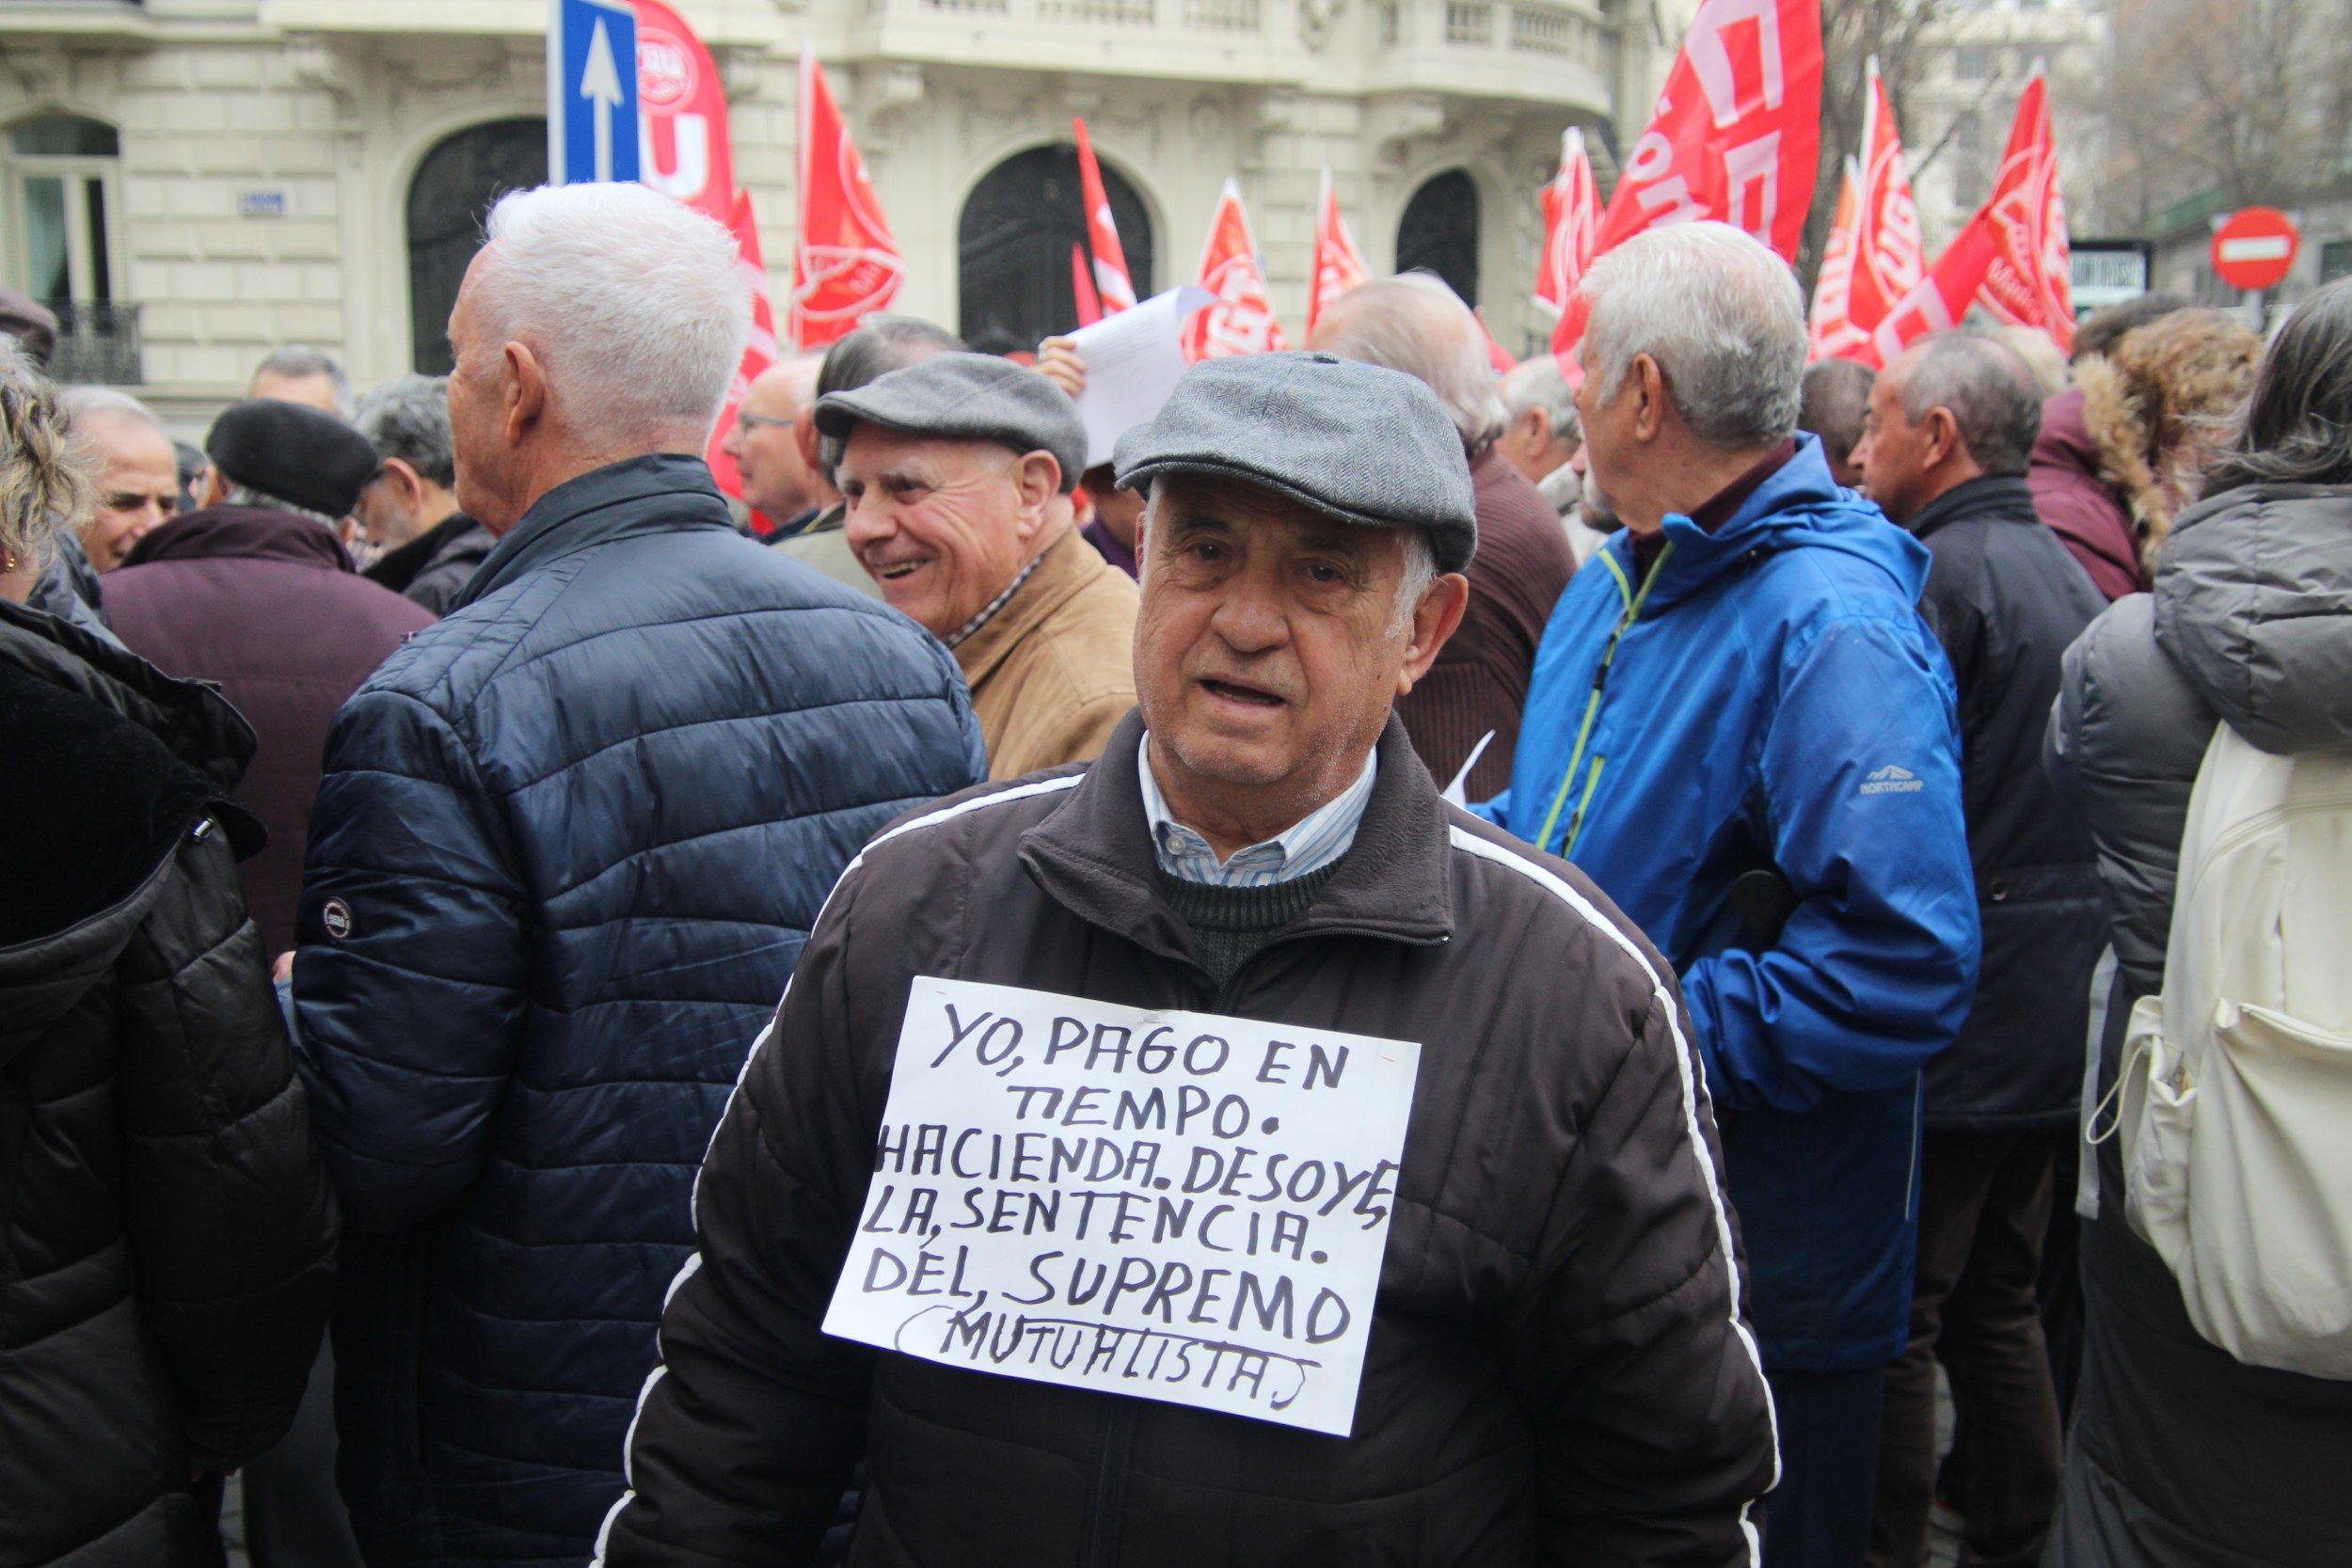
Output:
[
  {"xmin": 106, "ymin": 507, "xmax": 435, "ymax": 952},
  {"xmin": 1396, "ymin": 446, "xmax": 1576, "ymax": 799},
  {"xmin": 2027, "ymin": 387, "xmax": 2146, "ymax": 600}
]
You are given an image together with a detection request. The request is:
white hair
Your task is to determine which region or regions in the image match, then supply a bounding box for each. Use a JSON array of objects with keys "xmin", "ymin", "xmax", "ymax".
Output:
[
  {"xmin": 59, "ymin": 384, "xmax": 167, "ymax": 435},
  {"xmin": 471, "ymin": 182, "xmax": 750, "ymax": 446},
  {"xmin": 1498, "ymin": 354, "xmax": 1580, "ymax": 447},
  {"xmin": 1577, "ymin": 222, "xmax": 1806, "ymax": 449},
  {"xmin": 1313, "ymin": 273, "xmax": 1510, "ymax": 450}
]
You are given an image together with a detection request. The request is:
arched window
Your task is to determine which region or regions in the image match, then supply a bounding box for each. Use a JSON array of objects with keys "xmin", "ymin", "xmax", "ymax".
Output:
[
  {"xmin": 1395, "ymin": 168, "xmax": 1480, "ymax": 308},
  {"xmin": 6, "ymin": 113, "xmax": 132, "ymax": 380},
  {"xmin": 407, "ymin": 119, "xmax": 548, "ymax": 374},
  {"xmin": 958, "ymin": 146, "xmax": 1154, "ymax": 356}
]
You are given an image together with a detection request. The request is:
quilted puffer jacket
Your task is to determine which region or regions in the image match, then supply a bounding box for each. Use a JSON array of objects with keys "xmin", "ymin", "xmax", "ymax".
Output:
[
  {"xmin": 291, "ymin": 454, "xmax": 987, "ymax": 1568},
  {"xmin": 0, "ymin": 599, "xmax": 337, "ymax": 1568}
]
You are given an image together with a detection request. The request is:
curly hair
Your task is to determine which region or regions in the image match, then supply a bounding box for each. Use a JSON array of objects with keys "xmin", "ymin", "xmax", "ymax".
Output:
[
  {"xmin": 0, "ymin": 340, "xmax": 90, "ymax": 580},
  {"xmin": 2074, "ymin": 307, "xmax": 2260, "ymax": 570}
]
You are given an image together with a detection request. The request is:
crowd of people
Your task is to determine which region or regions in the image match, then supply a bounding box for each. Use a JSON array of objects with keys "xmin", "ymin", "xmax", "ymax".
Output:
[{"xmin": 3, "ymin": 177, "xmax": 2348, "ymax": 1568}]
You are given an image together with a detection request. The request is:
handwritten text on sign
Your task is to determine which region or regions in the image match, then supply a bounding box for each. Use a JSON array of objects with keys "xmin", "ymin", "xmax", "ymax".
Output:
[{"xmin": 821, "ymin": 977, "xmax": 1422, "ymax": 1436}]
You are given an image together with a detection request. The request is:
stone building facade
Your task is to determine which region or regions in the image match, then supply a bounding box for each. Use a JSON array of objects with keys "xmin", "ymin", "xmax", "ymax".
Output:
[{"xmin": 2, "ymin": 0, "xmax": 1665, "ymax": 429}]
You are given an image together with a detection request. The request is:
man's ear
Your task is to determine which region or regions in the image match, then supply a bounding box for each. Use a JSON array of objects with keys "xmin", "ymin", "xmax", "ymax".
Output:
[
  {"xmin": 1631, "ymin": 354, "xmax": 1668, "ymax": 442},
  {"xmin": 501, "ymin": 340, "xmax": 548, "ymax": 445},
  {"xmin": 1396, "ymin": 571, "xmax": 1472, "ymax": 696},
  {"xmin": 1013, "ymin": 451, "xmax": 1062, "ymax": 531},
  {"xmin": 795, "ymin": 408, "xmax": 823, "ymax": 474},
  {"xmin": 197, "ymin": 464, "xmax": 229, "ymax": 508},
  {"xmin": 381, "ymin": 456, "xmax": 423, "ymax": 507},
  {"xmin": 1925, "ymin": 407, "xmax": 1966, "ymax": 472},
  {"xmin": 1510, "ymin": 405, "xmax": 1549, "ymax": 451}
]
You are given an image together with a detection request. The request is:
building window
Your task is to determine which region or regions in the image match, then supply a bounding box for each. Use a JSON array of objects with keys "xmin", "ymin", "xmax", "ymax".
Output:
[
  {"xmin": 407, "ymin": 119, "xmax": 548, "ymax": 375},
  {"xmin": 2322, "ymin": 240, "xmax": 2352, "ymax": 285},
  {"xmin": 958, "ymin": 144, "xmax": 1155, "ymax": 356},
  {"xmin": 1396, "ymin": 168, "xmax": 1480, "ymax": 308},
  {"xmin": 5, "ymin": 112, "xmax": 137, "ymax": 382}
]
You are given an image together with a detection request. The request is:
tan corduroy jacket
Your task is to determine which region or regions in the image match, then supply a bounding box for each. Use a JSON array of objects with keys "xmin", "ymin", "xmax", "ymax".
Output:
[{"xmin": 955, "ymin": 527, "xmax": 1138, "ymax": 779}]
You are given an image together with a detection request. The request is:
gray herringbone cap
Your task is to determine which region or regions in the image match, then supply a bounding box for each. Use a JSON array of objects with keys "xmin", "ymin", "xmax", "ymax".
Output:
[
  {"xmin": 814, "ymin": 351, "xmax": 1087, "ymax": 494},
  {"xmin": 1111, "ymin": 351, "xmax": 1477, "ymax": 573}
]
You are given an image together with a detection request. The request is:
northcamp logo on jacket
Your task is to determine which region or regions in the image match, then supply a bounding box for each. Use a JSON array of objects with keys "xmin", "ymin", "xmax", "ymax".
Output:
[{"xmin": 1860, "ymin": 765, "xmax": 1925, "ymax": 796}]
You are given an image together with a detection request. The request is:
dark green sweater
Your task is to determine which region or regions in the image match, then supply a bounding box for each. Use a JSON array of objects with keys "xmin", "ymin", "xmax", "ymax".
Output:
[{"xmin": 1152, "ymin": 862, "xmax": 1344, "ymax": 989}]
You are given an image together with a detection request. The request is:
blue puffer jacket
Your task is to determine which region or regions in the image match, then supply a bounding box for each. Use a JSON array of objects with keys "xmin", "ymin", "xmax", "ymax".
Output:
[
  {"xmin": 1479, "ymin": 437, "xmax": 1979, "ymax": 1371},
  {"xmin": 292, "ymin": 455, "xmax": 986, "ymax": 1567}
]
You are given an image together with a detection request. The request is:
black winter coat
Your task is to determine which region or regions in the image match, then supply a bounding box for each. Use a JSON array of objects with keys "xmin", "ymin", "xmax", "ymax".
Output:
[
  {"xmin": 598, "ymin": 714, "xmax": 1778, "ymax": 1567},
  {"xmin": 365, "ymin": 512, "xmax": 496, "ymax": 616},
  {"xmin": 1907, "ymin": 475, "xmax": 2109, "ymax": 1128},
  {"xmin": 0, "ymin": 600, "xmax": 337, "ymax": 1568},
  {"xmin": 291, "ymin": 455, "xmax": 988, "ymax": 1568}
]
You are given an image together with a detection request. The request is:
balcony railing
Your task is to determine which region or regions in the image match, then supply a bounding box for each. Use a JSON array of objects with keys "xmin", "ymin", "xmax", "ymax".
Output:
[{"xmin": 45, "ymin": 299, "xmax": 141, "ymax": 385}]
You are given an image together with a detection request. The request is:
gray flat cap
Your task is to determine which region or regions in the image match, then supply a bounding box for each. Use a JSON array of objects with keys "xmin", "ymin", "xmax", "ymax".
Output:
[
  {"xmin": 813, "ymin": 351, "xmax": 1086, "ymax": 494},
  {"xmin": 1112, "ymin": 352, "xmax": 1476, "ymax": 572}
]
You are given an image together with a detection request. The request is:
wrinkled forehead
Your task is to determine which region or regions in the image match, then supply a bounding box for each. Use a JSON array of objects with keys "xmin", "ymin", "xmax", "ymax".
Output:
[
  {"xmin": 1145, "ymin": 472, "xmax": 1386, "ymax": 559},
  {"xmin": 82, "ymin": 410, "xmax": 176, "ymax": 475},
  {"xmin": 836, "ymin": 424, "xmax": 1018, "ymax": 485}
]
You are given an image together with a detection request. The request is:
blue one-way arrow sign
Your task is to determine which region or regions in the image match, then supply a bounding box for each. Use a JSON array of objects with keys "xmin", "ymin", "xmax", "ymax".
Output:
[{"xmin": 548, "ymin": 0, "xmax": 641, "ymax": 184}]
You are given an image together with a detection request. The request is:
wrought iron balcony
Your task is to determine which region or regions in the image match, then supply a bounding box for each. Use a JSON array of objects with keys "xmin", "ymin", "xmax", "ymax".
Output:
[{"xmin": 44, "ymin": 299, "xmax": 143, "ymax": 385}]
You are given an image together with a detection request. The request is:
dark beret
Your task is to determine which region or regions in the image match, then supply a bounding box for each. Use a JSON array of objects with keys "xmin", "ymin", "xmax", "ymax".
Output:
[
  {"xmin": 1112, "ymin": 352, "xmax": 1477, "ymax": 573},
  {"xmin": 0, "ymin": 288, "xmax": 57, "ymax": 368},
  {"xmin": 813, "ymin": 352, "xmax": 1088, "ymax": 494},
  {"xmin": 204, "ymin": 398, "xmax": 381, "ymax": 519}
]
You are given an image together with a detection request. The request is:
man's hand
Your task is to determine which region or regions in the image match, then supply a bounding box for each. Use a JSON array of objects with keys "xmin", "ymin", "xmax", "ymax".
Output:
[
  {"xmin": 1036, "ymin": 337, "xmax": 1087, "ymax": 399},
  {"xmin": 273, "ymin": 950, "xmax": 295, "ymax": 984}
]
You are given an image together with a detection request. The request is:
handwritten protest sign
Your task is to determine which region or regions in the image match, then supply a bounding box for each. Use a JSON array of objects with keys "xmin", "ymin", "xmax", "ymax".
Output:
[{"xmin": 822, "ymin": 977, "xmax": 1422, "ymax": 1437}]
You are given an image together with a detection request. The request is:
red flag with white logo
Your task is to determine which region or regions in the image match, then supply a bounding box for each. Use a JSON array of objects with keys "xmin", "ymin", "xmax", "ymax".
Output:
[
  {"xmin": 1073, "ymin": 118, "xmax": 1136, "ymax": 315},
  {"xmin": 1808, "ymin": 158, "xmax": 1868, "ymax": 361},
  {"xmin": 1182, "ymin": 179, "xmax": 1289, "ymax": 361},
  {"xmin": 1970, "ymin": 67, "xmax": 2074, "ymax": 351},
  {"xmin": 1306, "ymin": 168, "xmax": 1371, "ymax": 340},
  {"xmin": 1533, "ymin": 126, "xmax": 1598, "ymax": 321},
  {"xmin": 1550, "ymin": 0, "xmax": 1823, "ymax": 358},
  {"xmin": 1071, "ymin": 242, "xmax": 1104, "ymax": 327},
  {"xmin": 1847, "ymin": 58, "xmax": 1926, "ymax": 338},
  {"xmin": 635, "ymin": 0, "xmax": 732, "ymax": 226},
  {"xmin": 792, "ymin": 47, "xmax": 903, "ymax": 353}
]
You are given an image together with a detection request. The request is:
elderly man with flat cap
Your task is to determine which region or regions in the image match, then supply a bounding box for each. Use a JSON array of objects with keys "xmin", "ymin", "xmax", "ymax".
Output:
[
  {"xmin": 103, "ymin": 397, "xmax": 434, "ymax": 955},
  {"xmin": 598, "ymin": 351, "xmax": 1778, "ymax": 1568},
  {"xmin": 818, "ymin": 350, "xmax": 1140, "ymax": 776}
]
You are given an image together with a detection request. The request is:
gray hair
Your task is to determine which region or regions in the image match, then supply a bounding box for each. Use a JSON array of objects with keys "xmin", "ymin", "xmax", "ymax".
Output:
[
  {"xmin": 59, "ymin": 384, "xmax": 167, "ymax": 436},
  {"xmin": 1896, "ymin": 332, "xmax": 2043, "ymax": 477},
  {"xmin": 354, "ymin": 373, "xmax": 456, "ymax": 488},
  {"xmin": 222, "ymin": 482, "xmax": 342, "ymax": 530},
  {"xmin": 1312, "ymin": 273, "xmax": 1510, "ymax": 451},
  {"xmin": 1798, "ymin": 358, "xmax": 1875, "ymax": 470},
  {"xmin": 251, "ymin": 344, "xmax": 353, "ymax": 419},
  {"xmin": 1, "ymin": 340, "xmax": 89, "ymax": 576},
  {"xmin": 1498, "ymin": 355, "xmax": 1581, "ymax": 450},
  {"xmin": 1578, "ymin": 222, "xmax": 1806, "ymax": 449},
  {"xmin": 472, "ymin": 182, "xmax": 751, "ymax": 448}
]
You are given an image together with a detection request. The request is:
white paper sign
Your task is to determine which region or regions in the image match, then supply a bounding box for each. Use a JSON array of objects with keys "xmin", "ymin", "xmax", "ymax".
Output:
[
  {"xmin": 821, "ymin": 976, "xmax": 1422, "ymax": 1436},
  {"xmin": 1068, "ymin": 285, "xmax": 1216, "ymax": 469}
]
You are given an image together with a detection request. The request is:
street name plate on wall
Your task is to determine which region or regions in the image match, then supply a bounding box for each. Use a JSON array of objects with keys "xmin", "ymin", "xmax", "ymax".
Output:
[{"xmin": 822, "ymin": 977, "xmax": 1422, "ymax": 1436}]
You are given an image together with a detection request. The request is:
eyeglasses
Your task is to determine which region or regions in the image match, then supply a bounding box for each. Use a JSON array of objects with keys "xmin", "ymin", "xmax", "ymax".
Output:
[{"xmin": 736, "ymin": 410, "xmax": 794, "ymax": 432}]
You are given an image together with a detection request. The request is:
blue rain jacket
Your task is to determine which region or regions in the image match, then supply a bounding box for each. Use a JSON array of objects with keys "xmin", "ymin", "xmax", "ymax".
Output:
[{"xmin": 1479, "ymin": 437, "xmax": 1979, "ymax": 1370}]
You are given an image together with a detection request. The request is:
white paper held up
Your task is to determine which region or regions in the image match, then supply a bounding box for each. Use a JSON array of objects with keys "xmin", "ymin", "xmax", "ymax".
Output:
[
  {"xmin": 822, "ymin": 976, "xmax": 1422, "ymax": 1436},
  {"xmin": 1068, "ymin": 285, "xmax": 1215, "ymax": 470},
  {"xmin": 1439, "ymin": 731, "xmax": 1496, "ymax": 807}
]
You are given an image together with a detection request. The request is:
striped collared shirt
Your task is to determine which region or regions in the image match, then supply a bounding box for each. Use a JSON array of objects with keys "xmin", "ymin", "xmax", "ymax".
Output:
[
  {"xmin": 1137, "ymin": 734, "xmax": 1377, "ymax": 887},
  {"xmin": 945, "ymin": 550, "xmax": 1047, "ymax": 650}
]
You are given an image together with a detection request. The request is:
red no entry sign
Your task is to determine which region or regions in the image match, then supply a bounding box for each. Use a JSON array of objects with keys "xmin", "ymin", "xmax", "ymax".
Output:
[{"xmin": 2213, "ymin": 207, "xmax": 2300, "ymax": 292}]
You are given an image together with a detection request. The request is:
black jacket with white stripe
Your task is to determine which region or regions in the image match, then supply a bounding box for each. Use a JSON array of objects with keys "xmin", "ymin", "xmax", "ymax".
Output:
[{"xmin": 597, "ymin": 711, "xmax": 1777, "ymax": 1568}]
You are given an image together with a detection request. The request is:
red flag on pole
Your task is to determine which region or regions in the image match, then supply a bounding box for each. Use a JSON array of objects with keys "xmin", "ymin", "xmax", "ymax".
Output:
[
  {"xmin": 1550, "ymin": 0, "xmax": 1823, "ymax": 360},
  {"xmin": 1970, "ymin": 66, "xmax": 2074, "ymax": 351},
  {"xmin": 1808, "ymin": 158, "xmax": 1868, "ymax": 361},
  {"xmin": 1533, "ymin": 126, "xmax": 1598, "ymax": 322},
  {"xmin": 1476, "ymin": 309, "xmax": 1518, "ymax": 373},
  {"xmin": 707, "ymin": 190, "xmax": 784, "ymax": 518},
  {"xmin": 1847, "ymin": 58, "xmax": 1926, "ymax": 338},
  {"xmin": 792, "ymin": 47, "xmax": 902, "ymax": 353},
  {"xmin": 1867, "ymin": 68, "xmax": 2074, "ymax": 365},
  {"xmin": 1306, "ymin": 168, "xmax": 1371, "ymax": 340},
  {"xmin": 1073, "ymin": 118, "xmax": 1136, "ymax": 315},
  {"xmin": 1071, "ymin": 241, "xmax": 1104, "ymax": 327},
  {"xmin": 1181, "ymin": 179, "xmax": 1288, "ymax": 361}
]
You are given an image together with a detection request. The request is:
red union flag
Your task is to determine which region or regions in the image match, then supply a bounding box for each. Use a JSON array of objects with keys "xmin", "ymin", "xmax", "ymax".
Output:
[
  {"xmin": 1971, "ymin": 67, "xmax": 2074, "ymax": 351},
  {"xmin": 1550, "ymin": 0, "xmax": 1823, "ymax": 356},
  {"xmin": 792, "ymin": 48, "xmax": 902, "ymax": 352},
  {"xmin": 635, "ymin": 0, "xmax": 732, "ymax": 226},
  {"xmin": 1848, "ymin": 58, "xmax": 1925, "ymax": 335},
  {"xmin": 1808, "ymin": 158, "xmax": 1867, "ymax": 360},
  {"xmin": 1533, "ymin": 126, "xmax": 1599, "ymax": 321},
  {"xmin": 1306, "ymin": 168, "xmax": 1371, "ymax": 339},
  {"xmin": 1073, "ymin": 118, "xmax": 1136, "ymax": 315},
  {"xmin": 1182, "ymin": 179, "xmax": 1288, "ymax": 361}
]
